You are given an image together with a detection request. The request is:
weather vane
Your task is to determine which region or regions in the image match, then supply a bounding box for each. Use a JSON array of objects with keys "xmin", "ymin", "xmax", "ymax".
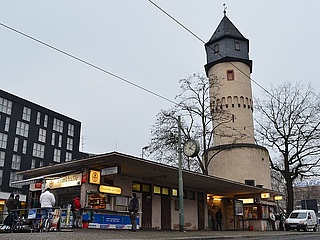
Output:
[{"xmin": 223, "ymin": 3, "xmax": 227, "ymax": 16}]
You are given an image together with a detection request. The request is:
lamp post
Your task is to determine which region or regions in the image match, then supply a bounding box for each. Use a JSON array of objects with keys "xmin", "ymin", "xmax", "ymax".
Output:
[{"xmin": 141, "ymin": 146, "xmax": 149, "ymax": 159}]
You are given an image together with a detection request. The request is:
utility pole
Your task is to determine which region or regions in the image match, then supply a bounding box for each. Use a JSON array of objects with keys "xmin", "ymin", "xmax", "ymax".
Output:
[{"xmin": 177, "ymin": 116, "xmax": 184, "ymax": 232}]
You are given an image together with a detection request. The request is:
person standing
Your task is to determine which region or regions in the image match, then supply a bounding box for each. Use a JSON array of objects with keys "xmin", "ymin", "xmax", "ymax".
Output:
[
  {"xmin": 73, "ymin": 195, "xmax": 82, "ymax": 228},
  {"xmin": 215, "ymin": 208, "xmax": 222, "ymax": 231},
  {"xmin": 6, "ymin": 193, "xmax": 18, "ymax": 219},
  {"xmin": 128, "ymin": 193, "xmax": 139, "ymax": 231},
  {"xmin": 269, "ymin": 210, "xmax": 276, "ymax": 231},
  {"xmin": 13, "ymin": 194, "xmax": 22, "ymax": 217},
  {"xmin": 40, "ymin": 188, "xmax": 56, "ymax": 219}
]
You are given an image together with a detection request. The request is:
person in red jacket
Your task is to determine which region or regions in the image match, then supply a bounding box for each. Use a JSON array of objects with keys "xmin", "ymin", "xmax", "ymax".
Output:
[{"xmin": 73, "ymin": 195, "xmax": 82, "ymax": 228}]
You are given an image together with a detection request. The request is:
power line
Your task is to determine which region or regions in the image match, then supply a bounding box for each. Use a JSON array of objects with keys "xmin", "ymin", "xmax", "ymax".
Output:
[
  {"xmin": 0, "ymin": 22, "xmax": 178, "ymax": 106},
  {"xmin": 148, "ymin": 0, "xmax": 276, "ymax": 101}
]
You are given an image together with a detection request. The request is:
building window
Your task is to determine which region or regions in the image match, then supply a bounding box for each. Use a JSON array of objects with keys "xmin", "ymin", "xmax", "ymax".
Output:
[
  {"xmin": 0, "ymin": 97, "xmax": 12, "ymax": 115},
  {"xmin": 66, "ymin": 138, "xmax": 73, "ymax": 151},
  {"xmin": 31, "ymin": 159, "xmax": 36, "ymax": 169},
  {"xmin": 68, "ymin": 124, "xmax": 74, "ymax": 137},
  {"xmin": 162, "ymin": 187, "xmax": 169, "ymax": 195},
  {"xmin": 66, "ymin": 152, "xmax": 72, "ymax": 162},
  {"xmin": 44, "ymin": 115, "xmax": 48, "ymax": 128},
  {"xmin": 51, "ymin": 133, "xmax": 55, "ymax": 146},
  {"xmin": 235, "ymin": 42, "xmax": 240, "ymax": 51},
  {"xmin": 4, "ymin": 117, "xmax": 10, "ymax": 132},
  {"xmin": 22, "ymin": 106, "xmax": 31, "ymax": 121},
  {"xmin": 58, "ymin": 135, "xmax": 62, "ymax": 148},
  {"xmin": 11, "ymin": 155, "xmax": 21, "ymax": 170},
  {"xmin": 39, "ymin": 160, "xmax": 44, "ymax": 167},
  {"xmin": 0, "ymin": 169, "xmax": 3, "ymax": 186},
  {"xmin": 153, "ymin": 186, "xmax": 161, "ymax": 194},
  {"xmin": 14, "ymin": 137, "xmax": 19, "ymax": 152},
  {"xmin": 53, "ymin": 149, "xmax": 61, "ymax": 163},
  {"xmin": 36, "ymin": 112, "xmax": 41, "ymax": 125},
  {"xmin": 227, "ymin": 70, "xmax": 234, "ymax": 81},
  {"xmin": 9, "ymin": 172, "xmax": 23, "ymax": 188},
  {"xmin": 0, "ymin": 133, "xmax": 8, "ymax": 149},
  {"xmin": 16, "ymin": 121, "xmax": 29, "ymax": 137},
  {"xmin": 32, "ymin": 143, "xmax": 45, "ymax": 158},
  {"xmin": 172, "ymin": 188, "xmax": 178, "ymax": 197},
  {"xmin": 0, "ymin": 151, "xmax": 5, "ymax": 167},
  {"xmin": 22, "ymin": 140, "xmax": 27, "ymax": 154},
  {"xmin": 38, "ymin": 128, "xmax": 46, "ymax": 142},
  {"xmin": 213, "ymin": 44, "xmax": 219, "ymax": 53},
  {"xmin": 188, "ymin": 190, "xmax": 195, "ymax": 200},
  {"xmin": 53, "ymin": 118, "xmax": 64, "ymax": 133}
]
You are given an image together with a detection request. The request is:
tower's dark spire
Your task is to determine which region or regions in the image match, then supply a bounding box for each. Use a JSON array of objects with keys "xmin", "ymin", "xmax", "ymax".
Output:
[{"xmin": 223, "ymin": 3, "xmax": 227, "ymax": 16}]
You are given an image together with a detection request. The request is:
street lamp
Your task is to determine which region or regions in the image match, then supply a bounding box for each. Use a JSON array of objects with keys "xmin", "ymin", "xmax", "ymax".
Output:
[{"xmin": 141, "ymin": 146, "xmax": 149, "ymax": 159}]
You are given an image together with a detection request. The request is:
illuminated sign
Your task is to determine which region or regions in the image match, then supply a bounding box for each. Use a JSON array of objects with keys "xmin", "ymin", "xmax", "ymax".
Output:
[
  {"xmin": 239, "ymin": 198, "xmax": 254, "ymax": 204},
  {"xmin": 99, "ymin": 185, "xmax": 121, "ymax": 195},
  {"xmin": 89, "ymin": 170, "xmax": 100, "ymax": 184},
  {"xmin": 45, "ymin": 173, "xmax": 82, "ymax": 189},
  {"xmin": 261, "ymin": 193, "xmax": 270, "ymax": 199},
  {"xmin": 101, "ymin": 166, "xmax": 119, "ymax": 176},
  {"xmin": 274, "ymin": 195, "xmax": 283, "ymax": 201}
]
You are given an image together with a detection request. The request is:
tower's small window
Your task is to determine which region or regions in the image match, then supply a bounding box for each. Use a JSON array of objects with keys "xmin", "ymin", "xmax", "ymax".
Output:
[
  {"xmin": 227, "ymin": 70, "xmax": 234, "ymax": 81},
  {"xmin": 213, "ymin": 44, "xmax": 219, "ymax": 53},
  {"xmin": 235, "ymin": 42, "xmax": 240, "ymax": 51},
  {"xmin": 245, "ymin": 179, "xmax": 255, "ymax": 186}
]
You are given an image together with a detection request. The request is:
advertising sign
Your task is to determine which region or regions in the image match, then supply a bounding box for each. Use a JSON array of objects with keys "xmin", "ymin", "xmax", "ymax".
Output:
[
  {"xmin": 101, "ymin": 166, "xmax": 119, "ymax": 176},
  {"xmin": 89, "ymin": 170, "xmax": 101, "ymax": 184},
  {"xmin": 99, "ymin": 185, "xmax": 121, "ymax": 195},
  {"xmin": 235, "ymin": 200, "xmax": 243, "ymax": 216},
  {"xmin": 45, "ymin": 173, "xmax": 82, "ymax": 189}
]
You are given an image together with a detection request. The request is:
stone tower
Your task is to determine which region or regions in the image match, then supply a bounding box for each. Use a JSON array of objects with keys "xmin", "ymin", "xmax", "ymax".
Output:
[{"xmin": 205, "ymin": 12, "xmax": 271, "ymax": 189}]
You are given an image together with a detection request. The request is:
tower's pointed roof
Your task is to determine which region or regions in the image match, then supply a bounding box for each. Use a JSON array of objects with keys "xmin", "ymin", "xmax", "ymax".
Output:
[{"xmin": 207, "ymin": 15, "xmax": 246, "ymax": 44}]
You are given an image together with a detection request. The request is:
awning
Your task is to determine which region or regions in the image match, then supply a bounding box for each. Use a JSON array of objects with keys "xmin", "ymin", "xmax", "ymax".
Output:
[{"xmin": 11, "ymin": 170, "xmax": 79, "ymax": 187}]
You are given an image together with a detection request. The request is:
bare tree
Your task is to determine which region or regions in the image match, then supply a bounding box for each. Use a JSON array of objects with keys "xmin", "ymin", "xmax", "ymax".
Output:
[
  {"xmin": 254, "ymin": 81, "xmax": 320, "ymax": 216},
  {"xmin": 147, "ymin": 73, "xmax": 232, "ymax": 174}
]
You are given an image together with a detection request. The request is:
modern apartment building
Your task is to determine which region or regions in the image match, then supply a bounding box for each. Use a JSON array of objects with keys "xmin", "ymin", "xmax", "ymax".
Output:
[{"xmin": 0, "ymin": 88, "xmax": 83, "ymax": 208}]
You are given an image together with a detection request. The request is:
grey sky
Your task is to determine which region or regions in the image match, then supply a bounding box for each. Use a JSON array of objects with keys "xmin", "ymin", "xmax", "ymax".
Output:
[{"xmin": 1, "ymin": 1, "xmax": 319, "ymax": 157}]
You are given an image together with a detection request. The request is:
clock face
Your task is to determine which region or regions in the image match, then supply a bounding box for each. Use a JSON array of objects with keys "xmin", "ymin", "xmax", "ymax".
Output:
[{"xmin": 183, "ymin": 139, "xmax": 199, "ymax": 157}]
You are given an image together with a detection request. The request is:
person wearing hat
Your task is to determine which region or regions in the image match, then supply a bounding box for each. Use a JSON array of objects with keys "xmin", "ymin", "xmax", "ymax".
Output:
[{"xmin": 40, "ymin": 188, "xmax": 56, "ymax": 219}]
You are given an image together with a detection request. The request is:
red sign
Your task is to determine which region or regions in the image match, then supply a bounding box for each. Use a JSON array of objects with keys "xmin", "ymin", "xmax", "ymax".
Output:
[
  {"xmin": 81, "ymin": 174, "xmax": 88, "ymax": 183},
  {"xmin": 35, "ymin": 182, "xmax": 42, "ymax": 189}
]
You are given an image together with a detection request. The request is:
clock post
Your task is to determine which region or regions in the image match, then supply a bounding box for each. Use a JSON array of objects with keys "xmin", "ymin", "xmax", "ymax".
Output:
[{"xmin": 177, "ymin": 116, "xmax": 184, "ymax": 232}]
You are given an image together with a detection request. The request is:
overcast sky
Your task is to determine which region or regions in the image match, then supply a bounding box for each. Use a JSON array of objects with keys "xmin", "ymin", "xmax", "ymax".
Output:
[{"xmin": 1, "ymin": 1, "xmax": 320, "ymax": 157}]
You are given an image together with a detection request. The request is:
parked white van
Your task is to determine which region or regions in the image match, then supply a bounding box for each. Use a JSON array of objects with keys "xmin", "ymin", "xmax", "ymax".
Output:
[{"xmin": 285, "ymin": 209, "xmax": 318, "ymax": 231}]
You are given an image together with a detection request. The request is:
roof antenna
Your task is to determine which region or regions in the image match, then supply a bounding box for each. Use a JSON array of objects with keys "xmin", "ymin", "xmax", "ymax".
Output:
[{"xmin": 223, "ymin": 3, "xmax": 227, "ymax": 16}]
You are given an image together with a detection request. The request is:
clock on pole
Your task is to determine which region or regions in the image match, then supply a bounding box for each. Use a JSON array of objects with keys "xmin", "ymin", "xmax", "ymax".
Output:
[{"xmin": 183, "ymin": 139, "xmax": 200, "ymax": 157}]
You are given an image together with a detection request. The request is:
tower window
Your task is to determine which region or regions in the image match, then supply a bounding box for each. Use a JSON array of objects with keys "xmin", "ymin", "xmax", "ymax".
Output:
[
  {"xmin": 235, "ymin": 42, "xmax": 240, "ymax": 51},
  {"xmin": 227, "ymin": 70, "xmax": 234, "ymax": 81},
  {"xmin": 245, "ymin": 179, "xmax": 255, "ymax": 186},
  {"xmin": 213, "ymin": 44, "xmax": 219, "ymax": 53}
]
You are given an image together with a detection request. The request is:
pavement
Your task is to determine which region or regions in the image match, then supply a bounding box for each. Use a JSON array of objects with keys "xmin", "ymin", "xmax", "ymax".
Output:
[{"xmin": 0, "ymin": 228, "xmax": 320, "ymax": 240}]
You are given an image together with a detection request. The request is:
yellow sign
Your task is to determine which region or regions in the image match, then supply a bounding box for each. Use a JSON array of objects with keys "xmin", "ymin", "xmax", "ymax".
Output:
[
  {"xmin": 261, "ymin": 193, "xmax": 270, "ymax": 199},
  {"xmin": 99, "ymin": 185, "xmax": 121, "ymax": 195},
  {"xmin": 274, "ymin": 195, "xmax": 283, "ymax": 201},
  {"xmin": 89, "ymin": 170, "xmax": 100, "ymax": 184},
  {"xmin": 45, "ymin": 173, "xmax": 82, "ymax": 189}
]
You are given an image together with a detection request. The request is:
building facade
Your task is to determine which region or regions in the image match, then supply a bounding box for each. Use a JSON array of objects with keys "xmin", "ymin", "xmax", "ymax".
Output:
[
  {"xmin": 204, "ymin": 13, "xmax": 271, "ymax": 189},
  {"xmin": 0, "ymin": 88, "xmax": 83, "ymax": 210}
]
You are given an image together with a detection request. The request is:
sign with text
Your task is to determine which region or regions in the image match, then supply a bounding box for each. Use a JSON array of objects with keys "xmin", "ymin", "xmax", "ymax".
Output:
[
  {"xmin": 99, "ymin": 185, "xmax": 121, "ymax": 195},
  {"xmin": 45, "ymin": 173, "xmax": 82, "ymax": 189},
  {"xmin": 101, "ymin": 166, "xmax": 119, "ymax": 176}
]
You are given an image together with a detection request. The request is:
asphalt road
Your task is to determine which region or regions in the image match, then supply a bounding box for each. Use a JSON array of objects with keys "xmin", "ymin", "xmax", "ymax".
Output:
[{"xmin": 0, "ymin": 228, "xmax": 320, "ymax": 240}]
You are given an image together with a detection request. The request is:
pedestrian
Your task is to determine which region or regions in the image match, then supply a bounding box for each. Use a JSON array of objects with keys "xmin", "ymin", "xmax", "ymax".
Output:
[
  {"xmin": 128, "ymin": 193, "xmax": 139, "ymax": 231},
  {"xmin": 39, "ymin": 188, "xmax": 56, "ymax": 219},
  {"xmin": 269, "ymin": 209, "xmax": 276, "ymax": 231},
  {"xmin": 209, "ymin": 208, "xmax": 216, "ymax": 230},
  {"xmin": 14, "ymin": 194, "xmax": 22, "ymax": 217},
  {"xmin": 215, "ymin": 208, "xmax": 222, "ymax": 230},
  {"xmin": 73, "ymin": 195, "xmax": 82, "ymax": 228},
  {"xmin": 6, "ymin": 193, "xmax": 18, "ymax": 219}
]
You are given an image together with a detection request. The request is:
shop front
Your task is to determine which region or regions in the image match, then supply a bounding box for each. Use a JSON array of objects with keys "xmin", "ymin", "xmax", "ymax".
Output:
[{"xmin": 15, "ymin": 152, "xmax": 276, "ymax": 231}]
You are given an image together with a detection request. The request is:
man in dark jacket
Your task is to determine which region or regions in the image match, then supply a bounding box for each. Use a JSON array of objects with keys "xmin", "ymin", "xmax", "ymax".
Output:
[{"xmin": 128, "ymin": 193, "xmax": 139, "ymax": 231}]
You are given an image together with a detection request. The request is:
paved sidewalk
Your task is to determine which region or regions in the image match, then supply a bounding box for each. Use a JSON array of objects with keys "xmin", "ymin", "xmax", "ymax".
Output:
[{"xmin": 0, "ymin": 228, "xmax": 319, "ymax": 240}]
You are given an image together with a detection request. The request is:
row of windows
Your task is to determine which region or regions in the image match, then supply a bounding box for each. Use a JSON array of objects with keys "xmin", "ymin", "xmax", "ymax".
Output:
[
  {"xmin": 213, "ymin": 41, "xmax": 240, "ymax": 53},
  {"xmin": 132, "ymin": 182, "xmax": 196, "ymax": 200},
  {"xmin": 0, "ymin": 96, "xmax": 75, "ymax": 137},
  {"xmin": 0, "ymin": 150, "xmax": 73, "ymax": 169}
]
